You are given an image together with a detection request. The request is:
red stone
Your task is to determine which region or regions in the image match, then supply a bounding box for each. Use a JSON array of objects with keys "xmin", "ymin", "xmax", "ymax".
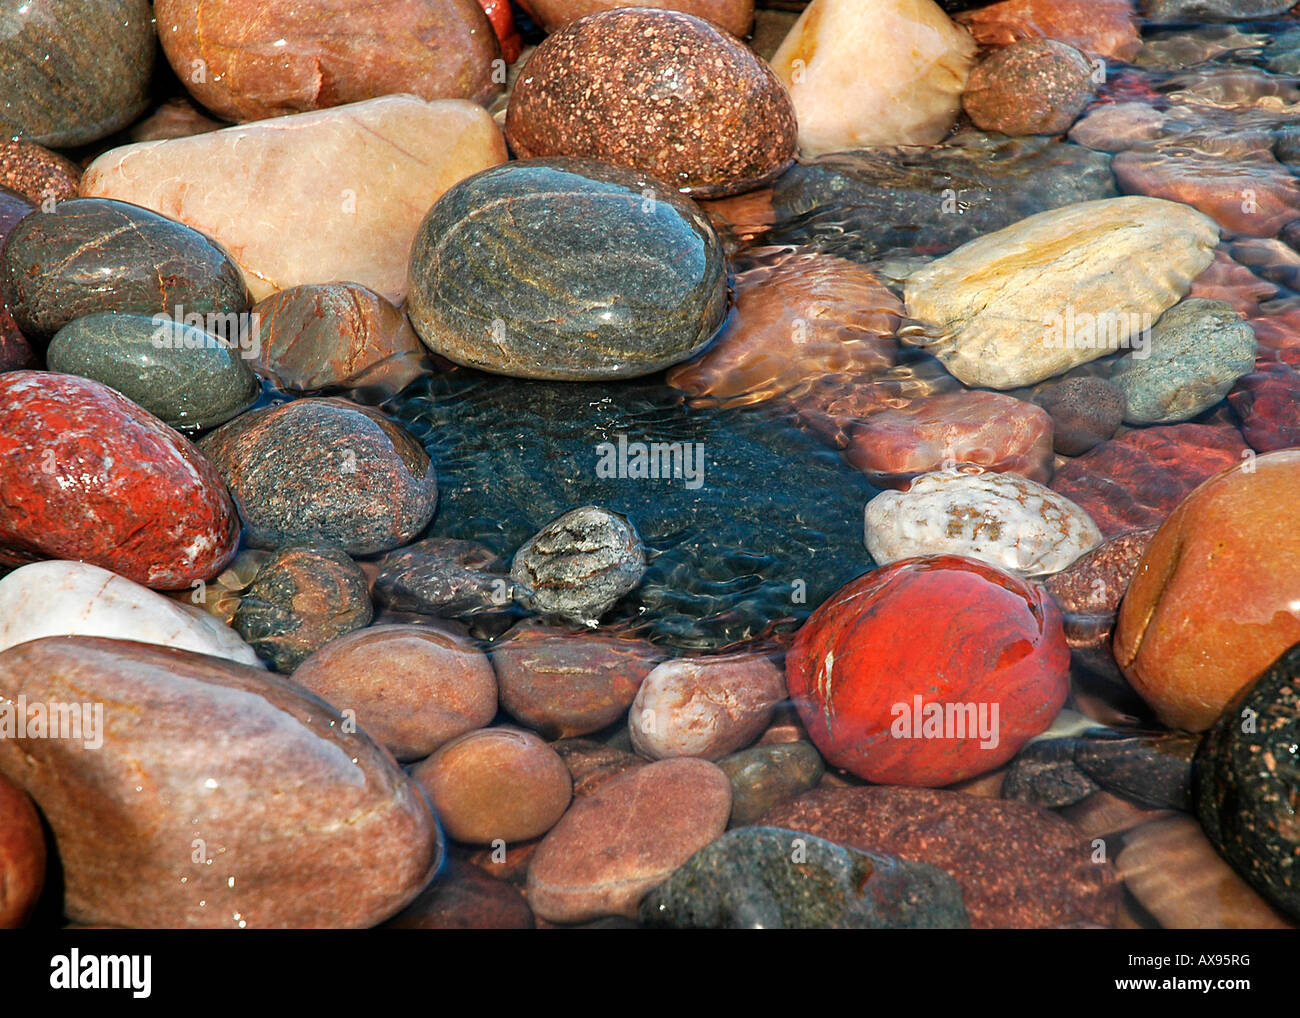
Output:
[
  {"xmin": 1189, "ymin": 248, "xmax": 1279, "ymax": 318},
  {"xmin": 955, "ymin": 0, "xmax": 1141, "ymax": 62},
  {"xmin": 0, "ymin": 372, "xmax": 240, "ymax": 589},
  {"xmin": 0, "ymin": 772, "xmax": 44, "ymax": 928},
  {"xmin": 786, "ymin": 556, "xmax": 1070, "ymax": 787},
  {"xmin": 1049, "ymin": 423, "xmax": 1249, "ymax": 537},
  {"xmin": 478, "ymin": 0, "xmax": 522, "ymax": 63},
  {"xmin": 1250, "ymin": 298, "xmax": 1300, "ymax": 368},
  {"xmin": 1230, "ymin": 360, "xmax": 1300, "ymax": 453}
]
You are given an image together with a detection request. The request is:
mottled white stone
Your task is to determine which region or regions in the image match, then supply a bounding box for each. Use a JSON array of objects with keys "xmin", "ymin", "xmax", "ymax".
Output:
[
  {"xmin": 0, "ymin": 560, "xmax": 262, "ymax": 666},
  {"xmin": 904, "ymin": 196, "xmax": 1220, "ymax": 390},
  {"xmin": 864, "ymin": 470, "xmax": 1102, "ymax": 577}
]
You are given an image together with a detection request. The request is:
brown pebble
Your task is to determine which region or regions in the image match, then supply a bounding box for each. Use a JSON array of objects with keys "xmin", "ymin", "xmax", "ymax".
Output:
[
  {"xmin": 0, "ymin": 139, "xmax": 80, "ymax": 206},
  {"xmin": 0, "ymin": 773, "xmax": 45, "ymax": 928},
  {"xmin": 551, "ymin": 739, "xmax": 648, "ymax": 799},
  {"xmin": 962, "ymin": 38, "xmax": 1097, "ymax": 137},
  {"xmin": 384, "ymin": 858, "xmax": 535, "ymax": 929}
]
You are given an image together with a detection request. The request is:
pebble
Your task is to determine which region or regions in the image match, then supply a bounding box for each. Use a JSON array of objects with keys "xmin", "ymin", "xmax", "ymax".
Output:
[
  {"xmin": 412, "ymin": 728, "xmax": 573, "ymax": 845},
  {"xmin": 1034, "ymin": 377, "xmax": 1126, "ymax": 455},
  {"xmin": 154, "ymin": 0, "xmax": 502, "ymax": 121},
  {"xmin": 47, "ymin": 312, "xmax": 260, "ymax": 432},
  {"xmin": 1141, "ymin": 0, "xmax": 1294, "ymax": 23},
  {"xmin": 552, "ymin": 740, "xmax": 648, "ymax": 800},
  {"xmin": 231, "ymin": 545, "xmax": 373, "ymax": 672},
  {"xmin": 1073, "ymin": 730, "xmax": 1197, "ymax": 812},
  {"xmin": 962, "ymin": 39, "xmax": 1097, "ymax": 137},
  {"xmin": 0, "ymin": 372, "xmax": 240, "ymax": 589},
  {"xmin": 864, "ymin": 471, "xmax": 1102, "ymax": 578},
  {"xmin": 252, "ymin": 283, "xmax": 429, "ymax": 397},
  {"xmin": 0, "ymin": 637, "xmax": 440, "ymax": 928},
  {"xmin": 0, "ymin": 560, "xmax": 260, "ymax": 667},
  {"xmin": 384, "ymin": 858, "xmax": 535, "ymax": 930},
  {"xmin": 904, "ymin": 197, "xmax": 1219, "ymax": 390},
  {"xmin": 81, "ymin": 96, "xmax": 507, "ymax": 304},
  {"xmin": 786, "ymin": 556, "xmax": 1069, "ymax": 786},
  {"xmin": 0, "ymin": 198, "xmax": 249, "ymax": 342},
  {"xmin": 956, "ymin": 0, "xmax": 1141, "ymax": 61},
  {"xmin": 640, "ymin": 826, "xmax": 968, "ymax": 929},
  {"xmin": 1002, "ymin": 738, "xmax": 1099, "ymax": 808},
  {"xmin": 759, "ymin": 786, "xmax": 1120, "ymax": 928},
  {"xmin": 291, "ymin": 624, "xmax": 498, "ymax": 762},
  {"xmin": 717, "ymin": 742, "xmax": 825, "ymax": 826},
  {"xmin": 1049, "ymin": 422, "xmax": 1248, "ymax": 537},
  {"xmin": 0, "ymin": 189, "xmax": 36, "ymax": 373},
  {"xmin": 1069, "ymin": 102, "xmax": 1166, "ymax": 152},
  {"xmin": 1115, "ymin": 450, "xmax": 1300, "ymax": 732},
  {"xmin": 374, "ymin": 538, "xmax": 517, "ymax": 619},
  {"xmin": 199, "ymin": 397, "xmax": 438, "ymax": 556},
  {"xmin": 770, "ymin": 0, "xmax": 975, "ymax": 154},
  {"xmin": 1230, "ymin": 360, "xmax": 1300, "ymax": 452},
  {"xmin": 510, "ymin": 506, "xmax": 647, "ymax": 626},
  {"xmin": 0, "ymin": 773, "xmax": 44, "ymax": 929},
  {"xmin": 493, "ymin": 623, "xmax": 664, "ymax": 739},
  {"xmin": 406, "ymin": 158, "xmax": 727, "ymax": 380},
  {"xmin": 1190, "ymin": 249, "xmax": 1279, "ymax": 319},
  {"xmin": 520, "ymin": 0, "xmax": 753, "ymax": 36},
  {"xmin": 505, "ymin": 8, "xmax": 795, "ymax": 198},
  {"xmin": 629, "ymin": 655, "xmax": 787, "ymax": 761},
  {"xmin": 1110, "ymin": 298, "xmax": 1257, "ymax": 424},
  {"xmin": 525, "ymin": 757, "xmax": 731, "ymax": 923},
  {"xmin": 0, "ymin": 138, "xmax": 80, "ymax": 204},
  {"xmin": 0, "ymin": 0, "xmax": 154, "ymax": 146}
]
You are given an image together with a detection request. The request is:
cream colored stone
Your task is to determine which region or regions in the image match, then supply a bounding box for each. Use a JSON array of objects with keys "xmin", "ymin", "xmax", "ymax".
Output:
[
  {"xmin": 770, "ymin": 0, "xmax": 975, "ymax": 155},
  {"xmin": 904, "ymin": 196, "xmax": 1219, "ymax": 390},
  {"xmin": 80, "ymin": 95, "xmax": 507, "ymax": 304},
  {"xmin": 864, "ymin": 470, "xmax": 1102, "ymax": 577},
  {"xmin": 0, "ymin": 561, "xmax": 261, "ymax": 666}
]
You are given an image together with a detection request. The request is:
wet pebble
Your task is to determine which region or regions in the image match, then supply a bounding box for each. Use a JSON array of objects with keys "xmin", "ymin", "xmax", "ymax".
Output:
[
  {"xmin": 374, "ymin": 538, "xmax": 518, "ymax": 619},
  {"xmin": 384, "ymin": 858, "xmax": 535, "ymax": 930},
  {"xmin": 962, "ymin": 39, "xmax": 1097, "ymax": 137},
  {"xmin": 0, "ymin": 773, "xmax": 44, "ymax": 929},
  {"xmin": 1229, "ymin": 359, "xmax": 1300, "ymax": 453},
  {"xmin": 717, "ymin": 742, "xmax": 825, "ymax": 826},
  {"xmin": 1034, "ymin": 377, "xmax": 1126, "ymax": 456}
]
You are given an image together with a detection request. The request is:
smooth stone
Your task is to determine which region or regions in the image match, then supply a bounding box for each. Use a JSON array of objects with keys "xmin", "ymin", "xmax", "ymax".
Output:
[
  {"xmin": 0, "ymin": 773, "xmax": 44, "ymax": 929},
  {"xmin": 718, "ymin": 742, "xmax": 825, "ymax": 826},
  {"xmin": 770, "ymin": 0, "xmax": 975, "ymax": 155},
  {"xmin": 518, "ymin": 0, "xmax": 753, "ymax": 36},
  {"xmin": 384, "ymin": 858, "xmax": 534, "ymax": 929},
  {"xmin": 81, "ymin": 96, "xmax": 507, "ymax": 305},
  {"xmin": 493, "ymin": 623, "xmax": 664, "ymax": 739},
  {"xmin": 1060, "ymin": 789, "xmax": 1170, "ymax": 842},
  {"xmin": 665, "ymin": 254, "xmax": 900, "ymax": 408},
  {"xmin": 510, "ymin": 506, "xmax": 647, "ymax": 625},
  {"xmin": 787, "ymin": 556, "xmax": 1069, "ymax": 786},
  {"xmin": 639, "ymin": 826, "xmax": 968, "ymax": 929},
  {"xmin": 231, "ymin": 546, "xmax": 373, "ymax": 673},
  {"xmin": 1049, "ymin": 422, "xmax": 1249, "ymax": 538},
  {"xmin": 505, "ymin": 9, "xmax": 795, "ymax": 198},
  {"xmin": 292, "ymin": 624, "xmax": 496, "ymax": 762},
  {"xmin": 0, "ymin": 561, "xmax": 260, "ymax": 667},
  {"xmin": 1073, "ymin": 730, "xmax": 1197, "ymax": 811},
  {"xmin": 407, "ymin": 158, "xmax": 727, "ymax": 380},
  {"xmin": 768, "ymin": 130, "xmax": 1116, "ymax": 264},
  {"xmin": 1119, "ymin": 816, "xmax": 1294, "ymax": 930},
  {"xmin": 904, "ymin": 197, "xmax": 1219, "ymax": 390},
  {"xmin": 525, "ymin": 757, "xmax": 731, "ymax": 922},
  {"xmin": 252, "ymin": 283, "xmax": 429, "ymax": 397},
  {"xmin": 864, "ymin": 471, "xmax": 1102, "ymax": 577},
  {"xmin": 758, "ymin": 786, "xmax": 1120, "ymax": 928},
  {"xmin": 1189, "ymin": 248, "xmax": 1279, "ymax": 319},
  {"xmin": 1195, "ymin": 642, "xmax": 1300, "ymax": 921},
  {"xmin": 0, "ymin": 198, "xmax": 249, "ymax": 343},
  {"xmin": 374, "ymin": 537, "xmax": 517, "ymax": 619},
  {"xmin": 843, "ymin": 390, "xmax": 1054, "ymax": 488},
  {"xmin": 1230, "ymin": 360, "xmax": 1300, "ymax": 452},
  {"xmin": 0, "ymin": 372, "xmax": 240, "ymax": 589},
  {"xmin": 126, "ymin": 97, "xmax": 226, "ymax": 144},
  {"xmin": 0, "ymin": 138, "xmax": 80, "ymax": 205},
  {"xmin": 962, "ymin": 39, "xmax": 1096, "ymax": 137},
  {"xmin": 0, "ymin": 637, "xmax": 440, "ymax": 928},
  {"xmin": 199, "ymin": 398, "xmax": 438, "ymax": 556},
  {"xmin": 1069, "ymin": 102, "xmax": 1166, "ymax": 152},
  {"xmin": 154, "ymin": 0, "xmax": 502, "ymax": 122},
  {"xmin": 47, "ymin": 312, "xmax": 260, "ymax": 432},
  {"xmin": 955, "ymin": 0, "xmax": 1140, "ymax": 61},
  {"xmin": 552, "ymin": 739, "xmax": 648, "ymax": 799},
  {"xmin": 1250, "ymin": 297, "xmax": 1300, "ymax": 367},
  {"xmin": 629, "ymin": 655, "xmax": 787, "ymax": 761},
  {"xmin": 1034, "ymin": 377, "xmax": 1126, "ymax": 455},
  {"xmin": 1110, "ymin": 298, "xmax": 1257, "ymax": 424},
  {"xmin": 1116, "ymin": 451, "xmax": 1300, "ymax": 732},
  {"xmin": 1002, "ymin": 738, "xmax": 1099, "ymax": 808},
  {"xmin": 1142, "ymin": 0, "xmax": 1293, "ymax": 22},
  {"xmin": 0, "ymin": 0, "xmax": 154, "ymax": 146},
  {"xmin": 412, "ymin": 728, "xmax": 572, "ymax": 845}
]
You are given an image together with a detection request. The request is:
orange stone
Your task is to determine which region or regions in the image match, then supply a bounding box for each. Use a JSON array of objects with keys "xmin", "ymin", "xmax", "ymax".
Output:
[
  {"xmin": 956, "ymin": 0, "xmax": 1141, "ymax": 62},
  {"xmin": 1114, "ymin": 450, "xmax": 1300, "ymax": 732}
]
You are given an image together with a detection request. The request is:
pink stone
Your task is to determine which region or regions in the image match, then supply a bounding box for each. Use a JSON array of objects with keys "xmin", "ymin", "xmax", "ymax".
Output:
[{"xmin": 1229, "ymin": 360, "xmax": 1300, "ymax": 453}]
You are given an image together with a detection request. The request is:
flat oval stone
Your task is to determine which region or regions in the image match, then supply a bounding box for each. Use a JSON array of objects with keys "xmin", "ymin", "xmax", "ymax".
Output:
[
  {"xmin": 154, "ymin": 0, "xmax": 502, "ymax": 121},
  {"xmin": 0, "ymin": 560, "xmax": 261, "ymax": 667},
  {"xmin": 231, "ymin": 545, "xmax": 373, "ymax": 673},
  {"xmin": 0, "ymin": 773, "xmax": 44, "ymax": 929},
  {"xmin": 407, "ymin": 158, "xmax": 728, "ymax": 380},
  {"xmin": 0, "ymin": 636, "xmax": 441, "ymax": 928},
  {"xmin": 0, "ymin": 198, "xmax": 249, "ymax": 342},
  {"xmin": 47, "ymin": 312, "xmax": 260, "ymax": 432},
  {"xmin": 0, "ymin": 372, "xmax": 240, "ymax": 589},
  {"xmin": 374, "ymin": 537, "xmax": 517, "ymax": 618},
  {"xmin": 864, "ymin": 471, "xmax": 1102, "ymax": 577},
  {"xmin": 717, "ymin": 742, "xmax": 824, "ymax": 826},
  {"xmin": 961, "ymin": 38, "xmax": 1096, "ymax": 137},
  {"xmin": 505, "ymin": 8, "xmax": 795, "ymax": 198},
  {"xmin": 292, "ymin": 624, "xmax": 498, "ymax": 762},
  {"xmin": 0, "ymin": 0, "xmax": 154, "ymax": 146},
  {"xmin": 199, "ymin": 398, "xmax": 438, "ymax": 556}
]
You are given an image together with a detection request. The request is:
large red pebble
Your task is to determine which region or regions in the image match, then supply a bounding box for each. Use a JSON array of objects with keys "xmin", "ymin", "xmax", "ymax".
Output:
[
  {"xmin": 0, "ymin": 372, "xmax": 239, "ymax": 589},
  {"xmin": 786, "ymin": 556, "xmax": 1069, "ymax": 786}
]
